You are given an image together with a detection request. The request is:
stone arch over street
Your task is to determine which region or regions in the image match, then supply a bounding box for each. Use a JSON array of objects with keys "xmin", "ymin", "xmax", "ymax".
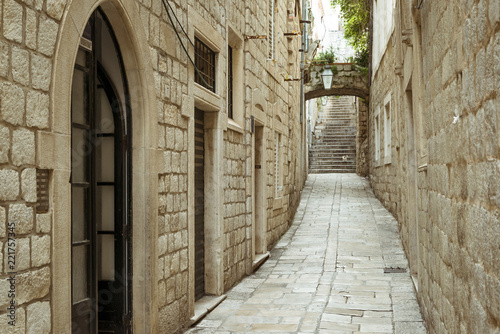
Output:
[
  {"xmin": 304, "ymin": 64, "xmax": 370, "ymax": 102},
  {"xmin": 305, "ymin": 64, "xmax": 370, "ymax": 176}
]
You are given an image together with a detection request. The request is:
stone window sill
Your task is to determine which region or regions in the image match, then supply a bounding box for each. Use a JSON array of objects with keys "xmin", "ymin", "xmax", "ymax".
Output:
[
  {"xmin": 273, "ymin": 196, "xmax": 283, "ymax": 210},
  {"xmin": 227, "ymin": 118, "xmax": 244, "ymax": 134}
]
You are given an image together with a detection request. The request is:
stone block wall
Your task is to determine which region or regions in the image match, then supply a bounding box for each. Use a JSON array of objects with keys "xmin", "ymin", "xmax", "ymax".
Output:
[
  {"xmin": 0, "ymin": 0, "xmax": 57, "ymax": 331},
  {"xmin": 356, "ymin": 98, "xmax": 369, "ymax": 176},
  {"xmin": 0, "ymin": 0, "xmax": 307, "ymax": 332},
  {"xmin": 369, "ymin": 0, "xmax": 500, "ymax": 333},
  {"xmin": 223, "ymin": 131, "xmax": 247, "ymax": 291},
  {"xmin": 369, "ymin": 43, "xmax": 398, "ymax": 215}
]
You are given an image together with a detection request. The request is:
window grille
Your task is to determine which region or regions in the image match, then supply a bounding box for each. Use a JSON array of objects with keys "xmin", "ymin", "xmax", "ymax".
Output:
[
  {"xmin": 275, "ymin": 132, "xmax": 282, "ymax": 197},
  {"xmin": 36, "ymin": 169, "xmax": 50, "ymax": 213},
  {"xmin": 195, "ymin": 37, "xmax": 216, "ymax": 92},
  {"xmin": 375, "ymin": 112, "xmax": 380, "ymax": 162},
  {"xmin": 384, "ymin": 101, "xmax": 391, "ymax": 160},
  {"xmin": 268, "ymin": 0, "xmax": 275, "ymax": 59},
  {"xmin": 228, "ymin": 46, "xmax": 234, "ymax": 119}
]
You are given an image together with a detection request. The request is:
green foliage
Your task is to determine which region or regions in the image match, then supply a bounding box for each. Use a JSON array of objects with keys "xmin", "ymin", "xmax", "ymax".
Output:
[
  {"xmin": 331, "ymin": 0, "xmax": 370, "ymax": 53},
  {"xmin": 353, "ymin": 48, "xmax": 369, "ymax": 67},
  {"xmin": 330, "ymin": 65, "xmax": 338, "ymax": 75},
  {"xmin": 347, "ymin": 48, "xmax": 369, "ymax": 68},
  {"xmin": 314, "ymin": 46, "xmax": 337, "ymax": 64}
]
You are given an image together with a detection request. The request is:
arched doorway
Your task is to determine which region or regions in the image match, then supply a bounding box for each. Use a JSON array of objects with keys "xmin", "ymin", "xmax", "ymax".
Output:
[{"xmin": 70, "ymin": 8, "xmax": 131, "ymax": 333}]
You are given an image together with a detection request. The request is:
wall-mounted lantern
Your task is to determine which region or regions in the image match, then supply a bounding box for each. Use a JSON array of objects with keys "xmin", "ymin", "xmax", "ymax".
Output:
[{"xmin": 321, "ymin": 65, "xmax": 333, "ymax": 90}]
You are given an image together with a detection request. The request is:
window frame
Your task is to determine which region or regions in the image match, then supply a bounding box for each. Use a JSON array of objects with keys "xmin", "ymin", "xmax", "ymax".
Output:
[
  {"xmin": 195, "ymin": 37, "xmax": 216, "ymax": 93},
  {"xmin": 228, "ymin": 45, "xmax": 234, "ymax": 119},
  {"xmin": 268, "ymin": 0, "xmax": 275, "ymax": 59},
  {"xmin": 226, "ymin": 25, "xmax": 244, "ymax": 131},
  {"xmin": 274, "ymin": 130, "xmax": 283, "ymax": 198},
  {"xmin": 383, "ymin": 93, "xmax": 392, "ymax": 164},
  {"xmin": 374, "ymin": 106, "xmax": 381, "ymax": 165},
  {"xmin": 189, "ymin": 6, "xmax": 225, "ymax": 115}
]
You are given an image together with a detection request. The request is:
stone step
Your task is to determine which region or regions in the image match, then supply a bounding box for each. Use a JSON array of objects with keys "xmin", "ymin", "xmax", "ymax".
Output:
[
  {"xmin": 310, "ymin": 147, "xmax": 356, "ymax": 154},
  {"xmin": 313, "ymin": 135, "xmax": 356, "ymax": 139},
  {"xmin": 310, "ymin": 152, "xmax": 356, "ymax": 157},
  {"xmin": 309, "ymin": 169, "xmax": 356, "ymax": 174},
  {"xmin": 310, "ymin": 162, "xmax": 356, "ymax": 167},
  {"xmin": 310, "ymin": 96, "xmax": 357, "ymax": 174},
  {"xmin": 313, "ymin": 142, "xmax": 355, "ymax": 146},
  {"xmin": 309, "ymin": 162, "xmax": 356, "ymax": 168},
  {"xmin": 311, "ymin": 139, "xmax": 356, "ymax": 143}
]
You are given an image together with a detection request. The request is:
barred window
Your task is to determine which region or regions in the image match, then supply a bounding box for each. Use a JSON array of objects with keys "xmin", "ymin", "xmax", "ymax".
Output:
[
  {"xmin": 275, "ymin": 132, "xmax": 282, "ymax": 197},
  {"xmin": 268, "ymin": 0, "xmax": 275, "ymax": 59},
  {"xmin": 195, "ymin": 37, "xmax": 216, "ymax": 92}
]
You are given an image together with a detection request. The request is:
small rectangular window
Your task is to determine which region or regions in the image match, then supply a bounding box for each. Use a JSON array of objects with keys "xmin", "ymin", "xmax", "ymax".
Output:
[
  {"xmin": 375, "ymin": 111, "xmax": 380, "ymax": 163},
  {"xmin": 275, "ymin": 132, "xmax": 282, "ymax": 197},
  {"xmin": 195, "ymin": 37, "xmax": 216, "ymax": 92},
  {"xmin": 384, "ymin": 100, "xmax": 391, "ymax": 163},
  {"xmin": 228, "ymin": 46, "xmax": 234, "ymax": 119},
  {"xmin": 268, "ymin": 0, "xmax": 275, "ymax": 59},
  {"xmin": 36, "ymin": 169, "xmax": 50, "ymax": 213}
]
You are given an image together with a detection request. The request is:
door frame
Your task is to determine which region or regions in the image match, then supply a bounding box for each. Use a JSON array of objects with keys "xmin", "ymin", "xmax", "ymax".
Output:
[
  {"xmin": 250, "ymin": 89, "xmax": 269, "ymax": 272},
  {"xmin": 50, "ymin": 1, "xmax": 159, "ymax": 332}
]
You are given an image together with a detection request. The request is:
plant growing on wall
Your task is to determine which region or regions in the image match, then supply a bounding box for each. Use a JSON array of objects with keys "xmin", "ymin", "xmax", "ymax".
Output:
[
  {"xmin": 347, "ymin": 47, "xmax": 369, "ymax": 70},
  {"xmin": 331, "ymin": 0, "xmax": 369, "ymax": 55},
  {"xmin": 314, "ymin": 46, "xmax": 337, "ymax": 64}
]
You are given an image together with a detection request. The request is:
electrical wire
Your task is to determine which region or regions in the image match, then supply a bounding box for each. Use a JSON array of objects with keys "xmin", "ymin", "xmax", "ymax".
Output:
[
  {"xmin": 160, "ymin": 0, "xmax": 214, "ymax": 90},
  {"xmin": 416, "ymin": 0, "xmax": 424, "ymax": 9},
  {"xmin": 162, "ymin": 0, "xmax": 194, "ymax": 47}
]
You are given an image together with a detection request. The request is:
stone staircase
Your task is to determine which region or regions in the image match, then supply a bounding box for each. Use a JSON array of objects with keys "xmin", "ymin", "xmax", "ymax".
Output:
[{"xmin": 309, "ymin": 96, "xmax": 357, "ymax": 173}]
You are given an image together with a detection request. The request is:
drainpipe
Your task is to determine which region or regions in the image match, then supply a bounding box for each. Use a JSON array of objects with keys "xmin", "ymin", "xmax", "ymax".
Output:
[
  {"xmin": 301, "ymin": 0, "xmax": 309, "ymax": 179},
  {"xmin": 300, "ymin": 0, "xmax": 307, "ymax": 125}
]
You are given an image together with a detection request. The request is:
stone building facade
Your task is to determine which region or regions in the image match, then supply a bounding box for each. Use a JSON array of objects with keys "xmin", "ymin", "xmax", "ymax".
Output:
[
  {"xmin": 369, "ymin": 0, "xmax": 500, "ymax": 332},
  {"xmin": 0, "ymin": 0, "xmax": 308, "ymax": 333}
]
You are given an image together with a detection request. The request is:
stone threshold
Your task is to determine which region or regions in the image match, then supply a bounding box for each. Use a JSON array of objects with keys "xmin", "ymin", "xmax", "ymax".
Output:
[
  {"xmin": 190, "ymin": 295, "xmax": 227, "ymax": 326},
  {"xmin": 411, "ymin": 274, "xmax": 419, "ymax": 292},
  {"xmin": 252, "ymin": 252, "xmax": 270, "ymax": 271}
]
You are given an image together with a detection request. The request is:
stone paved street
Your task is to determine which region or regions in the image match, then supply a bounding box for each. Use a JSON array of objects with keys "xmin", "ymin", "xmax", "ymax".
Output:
[{"xmin": 186, "ymin": 174, "xmax": 427, "ymax": 334}]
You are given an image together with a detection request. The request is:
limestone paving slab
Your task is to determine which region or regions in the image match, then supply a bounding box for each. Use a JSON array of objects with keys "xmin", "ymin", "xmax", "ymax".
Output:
[{"xmin": 186, "ymin": 174, "xmax": 427, "ymax": 334}]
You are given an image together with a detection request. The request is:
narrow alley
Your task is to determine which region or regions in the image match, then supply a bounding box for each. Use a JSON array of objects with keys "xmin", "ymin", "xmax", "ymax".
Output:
[{"xmin": 186, "ymin": 174, "xmax": 426, "ymax": 334}]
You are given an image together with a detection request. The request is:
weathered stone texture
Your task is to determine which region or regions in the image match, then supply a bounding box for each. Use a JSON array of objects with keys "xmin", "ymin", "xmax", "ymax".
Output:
[
  {"xmin": 0, "ymin": 169, "xmax": 19, "ymax": 200},
  {"xmin": 46, "ymin": 0, "xmax": 66, "ymax": 20},
  {"xmin": 31, "ymin": 235, "xmax": 50, "ymax": 267},
  {"xmin": 35, "ymin": 213, "xmax": 51, "ymax": 234},
  {"xmin": 38, "ymin": 16, "xmax": 58, "ymax": 57},
  {"xmin": 3, "ymin": 0, "xmax": 23, "ymax": 43},
  {"xmin": 223, "ymin": 131, "xmax": 247, "ymax": 290},
  {"xmin": 12, "ymin": 46, "xmax": 30, "ymax": 86},
  {"xmin": 0, "ymin": 0, "xmax": 307, "ymax": 332},
  {"xmin": 21, "ymin": 168, "xmax": 36, "ymax": 203},
  {"xmin": 0, "ymin": 40, "xmax": 9, "ymax": 78},
  {"xmin": 31, "ymin": 54, "xmax": 52, "ymax": 91},
  {"xmin": 12, "ymin": 128, "xmax": 35, "ymax": 166},
  {"xmin": 1, "ymin": 83, "xmax": 25, "ymax": 126},
  {"xmin": 0, "ymin": 206, "xmax": 6, "ymax": 237},
  {"xmin": 0, "ymin": 124, "xmax": 10, "ymax": 163},
  {"xmin": 9, "ymin": 204, "xmax": 33, "ymax": 235},
  {"xmin": 27, "ymin": 301, "xmax": 51, "ymax": 334},
  {"xmin": 17, "ymin": 266, "xmax": 50, "ymax": 305},
  {"xmin": 369, "ymin": 0, "xmax": 500, "ymax": 333},
  {"xmin": 0, "ymin": 306, "xmax": 25, "ymax": 333},
  {"xmin": 26, "ymin": 91, "xmax": 49, "ymax": 129},
  {"xmin": 26, "ymin": 9, "xmax": 37, "ymax": 50}
]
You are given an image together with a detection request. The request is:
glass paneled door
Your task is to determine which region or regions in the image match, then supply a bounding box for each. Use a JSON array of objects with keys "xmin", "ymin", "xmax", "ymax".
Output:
[{"xmin": 71, "ymin": 9, "xmax": 131, "ymax": 334}]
